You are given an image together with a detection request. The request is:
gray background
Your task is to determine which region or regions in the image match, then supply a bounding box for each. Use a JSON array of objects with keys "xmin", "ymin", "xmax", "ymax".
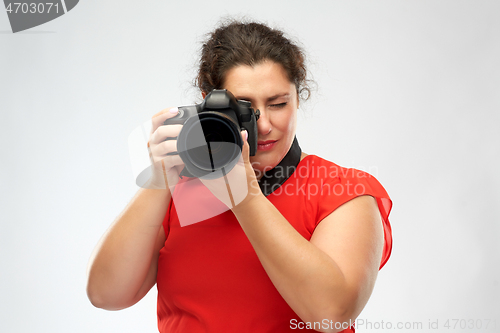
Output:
[{"xmin": 1, "ymin": 0, "xmax": 499, "ymax": 332}]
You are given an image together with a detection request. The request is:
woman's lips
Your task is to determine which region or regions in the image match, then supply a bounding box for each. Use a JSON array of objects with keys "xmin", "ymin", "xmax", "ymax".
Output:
[{"xmin": 257, "ymin": 140, "xmax": 278, "ymax": 151}]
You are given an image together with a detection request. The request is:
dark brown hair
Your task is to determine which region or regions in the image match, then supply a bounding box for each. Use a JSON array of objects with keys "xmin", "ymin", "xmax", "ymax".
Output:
[{"xmin": 195, "ymin": 20, "xmax": 311, "ymax": 101}]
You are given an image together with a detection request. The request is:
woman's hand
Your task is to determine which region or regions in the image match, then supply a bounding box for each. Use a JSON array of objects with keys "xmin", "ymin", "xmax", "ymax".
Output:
[
  {"xmin": 235, "ymin": 130, "xmax": 264, "ymax": 206},
  {"xmin": 86, "ymin": 107, "xmax": 183, "ymax": 310},
  {"xmin": 199, "ymin": 130, "xmax": 263, "ymax": 210},
  {"xmin": 146, "ymin": 107, "xmax": 185, "ymax": 190}
]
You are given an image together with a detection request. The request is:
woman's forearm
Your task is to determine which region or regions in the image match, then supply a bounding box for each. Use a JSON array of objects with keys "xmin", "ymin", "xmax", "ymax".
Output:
[
  {"xmin": 231, "ymin": 194, "xmax": 351, "ymax": 326},
  {"xmin": 86, "ymin": 188, "xmax": 170, "ymax": 310}
]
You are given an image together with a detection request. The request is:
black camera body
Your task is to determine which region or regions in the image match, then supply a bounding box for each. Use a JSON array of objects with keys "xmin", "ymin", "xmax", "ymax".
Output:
[{"xmin": 164, "ymin": 89, "xmax": 260, "ymax": 179}]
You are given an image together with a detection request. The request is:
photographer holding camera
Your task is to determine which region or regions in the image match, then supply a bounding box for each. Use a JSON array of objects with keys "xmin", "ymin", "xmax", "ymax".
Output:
[{"xmin": 86, "ymin": 20, "xmax": 393, "ymax": 333}]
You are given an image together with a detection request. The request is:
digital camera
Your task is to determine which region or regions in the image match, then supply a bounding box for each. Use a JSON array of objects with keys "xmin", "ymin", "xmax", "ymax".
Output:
[{"xmin": 164, "ymin": 89, "xmax": 260, "ymax": 179}]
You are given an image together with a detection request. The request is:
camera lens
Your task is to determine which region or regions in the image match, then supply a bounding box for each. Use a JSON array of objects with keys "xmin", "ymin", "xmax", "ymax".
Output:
[
  {"xmin": 189, "ymin": 117, "xmax": 238, "ymax": 170},
  {"xmin": 177, "ymin": 112, "xmax": 242, "ymax": 178}
]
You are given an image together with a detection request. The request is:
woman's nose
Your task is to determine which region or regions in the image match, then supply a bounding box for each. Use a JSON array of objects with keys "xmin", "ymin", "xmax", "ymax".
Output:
[{"xmin": 256, "ymin": 108, "xmax": 272, "ymax": 136}]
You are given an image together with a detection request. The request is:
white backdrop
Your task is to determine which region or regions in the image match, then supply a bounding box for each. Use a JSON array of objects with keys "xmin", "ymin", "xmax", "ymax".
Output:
[{"xmin": 1, "ymin": 1, "xmax": 499, "ymax": 332}]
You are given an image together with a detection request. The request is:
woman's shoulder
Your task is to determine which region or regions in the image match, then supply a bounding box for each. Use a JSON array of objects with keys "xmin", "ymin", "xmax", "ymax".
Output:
[
  {"xmin": 297, "ymin": 154, "xmax": 369, "ymax": 180},
  {"xmin": 299, "ymin": 153, "xmax": 350, "ymax": 169},
  {"xmin": 295, "ymin": 154, "xmax": 389, "ymax": 198},
  {"xmin": 296, "ymin": 154, "xmax": 393, "ymax": 269}
]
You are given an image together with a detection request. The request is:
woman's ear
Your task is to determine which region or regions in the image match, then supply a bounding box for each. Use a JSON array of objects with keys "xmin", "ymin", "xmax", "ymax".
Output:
[{"xmin": 202, "ymin": 91, "xmax": 207, "ymax": 99}]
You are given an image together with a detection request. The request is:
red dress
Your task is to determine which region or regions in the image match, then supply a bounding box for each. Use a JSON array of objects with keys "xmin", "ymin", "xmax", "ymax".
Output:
[{"xmin": 157, "ymin": 155, "xmax": 393, "ymax": 332}]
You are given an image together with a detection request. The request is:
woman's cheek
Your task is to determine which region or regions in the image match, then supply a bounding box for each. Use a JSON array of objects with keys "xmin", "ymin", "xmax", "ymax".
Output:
[{"xmin": 285, "ymin": 109, "xmax": 298, "ymax": 133}]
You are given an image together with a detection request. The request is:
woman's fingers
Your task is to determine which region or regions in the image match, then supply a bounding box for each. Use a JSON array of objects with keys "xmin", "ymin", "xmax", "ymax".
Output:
[
  {"xmin": 150, "ymin": 124, "xmax": 183, "ymax": 145},
  {"xmin": 148, "ymin": 107, "xmax": 184, "ymax": 170},
  {"xmin": 151, "ymin": 107, "xmax": 180, "ymax": 132},
  {"xmin": 240, "ymin": 130, "xmax": 250, "ymax": 164},
  {"xmin": 161, "ymin": 154, "xmax": 184, "ymax": 169},
  {"xmin": 144, "ymin": 107, "xmax": 186, "ymax": 189},
  {"xmin": 150, "ymin": 140, "xmax": 177, "ymax": 163}
]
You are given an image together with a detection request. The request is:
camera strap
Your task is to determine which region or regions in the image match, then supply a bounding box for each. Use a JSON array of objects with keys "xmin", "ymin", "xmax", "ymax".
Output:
[{"xmin": 258, "ymin": 136, "xmax": 302, "ymax": 196}]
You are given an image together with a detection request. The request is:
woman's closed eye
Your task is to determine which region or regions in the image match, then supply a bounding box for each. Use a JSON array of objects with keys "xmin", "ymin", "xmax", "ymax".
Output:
[{"xmin": 269, "ymin": 102, "xmax": 287, "ymax": 109}]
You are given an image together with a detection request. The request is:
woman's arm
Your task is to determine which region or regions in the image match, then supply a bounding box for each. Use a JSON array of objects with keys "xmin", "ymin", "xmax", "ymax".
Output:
[
  {"xmin": 86, "ymin": 188, "xmax": 169, "ymax": 310},
  {"xmin": 86, "ymin": 107, "xmax": 183, "ymax": 310},
  {"xmin": 200, "ymin": 134, "xmax": 384, "ymax": 331},
  {"xmin": 232, "ymin": 194, "xmax": 384, "ymax": 332}
]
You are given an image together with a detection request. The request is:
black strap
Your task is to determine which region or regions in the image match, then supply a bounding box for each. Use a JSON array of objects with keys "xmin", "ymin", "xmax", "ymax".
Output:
[{"xmin": 258, "ymin": 136, "xmax": 302, "ymax": 196}]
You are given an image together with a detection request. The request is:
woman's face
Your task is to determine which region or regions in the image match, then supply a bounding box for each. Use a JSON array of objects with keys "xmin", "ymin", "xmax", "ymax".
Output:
[{"xmin": 223, "ymin": 60, "xmax": 299, "ymax": 178}]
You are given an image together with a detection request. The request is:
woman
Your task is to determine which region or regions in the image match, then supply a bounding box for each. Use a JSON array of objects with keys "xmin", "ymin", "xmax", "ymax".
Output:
[{"xmin": 86, "ymin": 20, "xmax": 393, "ymax": 333}]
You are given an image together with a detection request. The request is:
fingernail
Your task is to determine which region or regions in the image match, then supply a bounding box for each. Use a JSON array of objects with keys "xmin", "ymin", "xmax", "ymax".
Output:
[
  {"xmin": 243, "ymin": 130, "xmax": 248, "ymax": 141},
  {"xmin": 170, "ymin": 107, "xmax": 179, "ymax": 114}
]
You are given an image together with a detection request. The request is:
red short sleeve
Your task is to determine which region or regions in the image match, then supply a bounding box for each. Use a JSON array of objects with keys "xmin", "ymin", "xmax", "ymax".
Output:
[{"xmin": 315, "ymin": 166, "xmax": 393, "ymax": 269}]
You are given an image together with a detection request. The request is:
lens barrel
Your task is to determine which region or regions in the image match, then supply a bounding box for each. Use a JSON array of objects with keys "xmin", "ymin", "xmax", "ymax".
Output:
[{"xmin": 177, "ymin": 111, "xmax": 243, "ymax": 179}]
